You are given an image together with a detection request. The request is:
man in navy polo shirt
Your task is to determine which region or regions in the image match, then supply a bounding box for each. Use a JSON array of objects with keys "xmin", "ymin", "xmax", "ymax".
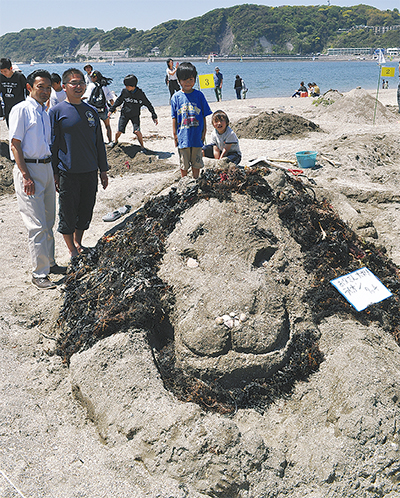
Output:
[{"xmin": 49, "ymin": 68, "xmax": 109, "ymax": 258}]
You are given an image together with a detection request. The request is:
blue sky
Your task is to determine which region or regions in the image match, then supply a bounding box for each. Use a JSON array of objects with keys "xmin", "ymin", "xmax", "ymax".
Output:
[{"xmin": 0, "ymin": 0, "xmax": 399, "ymax": 37}]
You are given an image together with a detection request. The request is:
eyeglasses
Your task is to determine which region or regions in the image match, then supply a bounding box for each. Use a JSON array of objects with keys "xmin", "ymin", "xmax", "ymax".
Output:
[{"xmin": 67, "ymin": 80, "xmax": 86, "ymax": 87}]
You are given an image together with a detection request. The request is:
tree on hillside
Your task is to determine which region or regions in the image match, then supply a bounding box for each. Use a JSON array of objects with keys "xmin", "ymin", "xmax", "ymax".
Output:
[{"xmin": 0, "ymin": 4, "xmax": 398, "ymax": 61}]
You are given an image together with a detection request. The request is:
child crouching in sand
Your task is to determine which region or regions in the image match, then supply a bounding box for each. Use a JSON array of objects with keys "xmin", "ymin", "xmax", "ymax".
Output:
[{"xmin": 202, "ymin": 110, "xmax": 242, "ymax": 165}]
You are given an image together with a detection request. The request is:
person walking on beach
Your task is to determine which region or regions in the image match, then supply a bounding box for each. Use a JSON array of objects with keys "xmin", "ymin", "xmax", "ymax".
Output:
[
  {"xmin": 234, "ymin": 75, "xmax": 243, "ymax": 99},
  {"xmin": 9, "ymin": 69, "xmax": 66, "ymax": 290},
  {"xmin": 171, "ymin": 62, "xmax": 212, "ymax": 179},
  {"xmin": 108, "ymin": 73, "xmax": 158, "ymax": 150},
  {"xmin": 49, "ymin": 68, "xmax": 109, "ymax": 258},
  {"xmin": 0, "ymin": 58, "xmax": 27, "ymax": 126},
  {"xmin": 82, "ymin": 70, "xmax": 114, "ymax": 143},
  {"xmin": 214, "ymin": 67, "xmax": 223, "ymax": 102},
  {"xmin": 166, "ymin": 59, "xmax": 180, "ymax": 99}
]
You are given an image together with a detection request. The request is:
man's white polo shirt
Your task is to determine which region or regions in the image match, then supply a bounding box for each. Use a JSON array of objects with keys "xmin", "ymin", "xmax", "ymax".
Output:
[{"xmin": 9, "ymin": 95, "xmax": 51, "ymax": 160}]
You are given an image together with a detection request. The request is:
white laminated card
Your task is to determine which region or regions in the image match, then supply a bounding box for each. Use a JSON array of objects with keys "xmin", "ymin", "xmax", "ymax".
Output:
[{"xmin": 330, "ymin": 267, "xmax": 392, "ymax": 312}]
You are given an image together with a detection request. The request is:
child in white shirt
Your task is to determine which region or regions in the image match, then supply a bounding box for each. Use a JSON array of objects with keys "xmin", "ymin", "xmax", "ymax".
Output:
[{"xmin": 202, "ymin": 110, "xmax": 241, "ymax": 165}]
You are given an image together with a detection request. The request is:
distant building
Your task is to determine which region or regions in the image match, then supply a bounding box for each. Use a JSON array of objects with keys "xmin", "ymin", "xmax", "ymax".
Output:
[
  {"xmin": 75, "ymin": 42, "xmax": 129, "ymax": 61},
  {"xmin": 150, "ymin": 47, "xmax": 160, "ymax": 56},
  {"xmin": 327, "ymin": 47, "xmax": 374, "ymax": 56},
  {"xmin": 372, "ymin": 25, "xmax": 400, "ymax": 34},
  {"xmin": 387, "ymin": 47, "xmax": 400, "ymax": 57}
]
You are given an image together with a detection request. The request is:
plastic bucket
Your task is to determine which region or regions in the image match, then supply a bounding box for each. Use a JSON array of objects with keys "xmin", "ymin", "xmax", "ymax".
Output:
[{"xmin": 295, "ymin": 150, "xmax": 318, "ymax": 169}]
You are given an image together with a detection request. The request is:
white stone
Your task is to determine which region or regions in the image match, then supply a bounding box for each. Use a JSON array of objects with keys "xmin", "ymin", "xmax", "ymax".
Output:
[
  {"xmin": 224, "ymin": 319, "xmax": 234, "ymax": 329},
  {"xmin": 187, "ymin": 258, "xmax": 199, "ymax": 268}
]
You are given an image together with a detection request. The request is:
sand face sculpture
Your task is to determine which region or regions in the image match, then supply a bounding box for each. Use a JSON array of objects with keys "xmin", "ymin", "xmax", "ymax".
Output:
[
  {"xmin": 159, "ymin": 178, "xmax": 320, "ymax": 384},
  {"xmin": 56, "ymin": 163, "xmax": 399, "ymax": 409}
]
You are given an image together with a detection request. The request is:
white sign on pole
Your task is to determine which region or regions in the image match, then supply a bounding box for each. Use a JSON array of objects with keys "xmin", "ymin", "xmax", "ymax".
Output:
[{"xmin": 330, "ymin": 267, "xmax": 392, "ymax": 312}]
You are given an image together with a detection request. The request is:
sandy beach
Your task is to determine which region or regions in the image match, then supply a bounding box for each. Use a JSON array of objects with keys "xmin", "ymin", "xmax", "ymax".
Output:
[
  {"xmin": 1, "ymin": 88, "xmax": 400, "ymax": 497},
  {"xmin": 2, "ymin": 88, "xmax": 397, "ymax": 268}
]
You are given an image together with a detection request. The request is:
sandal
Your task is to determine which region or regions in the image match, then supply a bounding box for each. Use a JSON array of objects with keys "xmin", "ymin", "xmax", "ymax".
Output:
[{"xmin": 102, "ymin": 205, "xmax": 132, "ymax": 222}]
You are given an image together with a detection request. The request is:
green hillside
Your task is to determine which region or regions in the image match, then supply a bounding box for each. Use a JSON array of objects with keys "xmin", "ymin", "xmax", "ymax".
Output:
[{"xmin": 1, "ymin": 4, "xmax": 399, "ymax": 63}]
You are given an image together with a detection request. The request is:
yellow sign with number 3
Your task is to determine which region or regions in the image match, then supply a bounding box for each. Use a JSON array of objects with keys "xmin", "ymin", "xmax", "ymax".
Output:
[
  {"xmin": 199, "ymin": 74, "xmax": 215, "ymax": 89},
  {"xmin": 381, "ymin": 67, "xmax": 395, "ymax": 77}
]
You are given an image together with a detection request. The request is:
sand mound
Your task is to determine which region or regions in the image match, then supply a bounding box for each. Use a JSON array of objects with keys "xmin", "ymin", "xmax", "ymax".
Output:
[
  {"xmin": 0, "ymin": 141, "xmax": 14, "ymax": 196},
  {"xmin": 0, "ymin": 140, "xmax": 175, "ymax": 196},
  {"xmin": 313, "ymin": 89, "xmax": 343, "ymax": 107},
  {"xmin": 234, "ymin": 111, "xmax": 321, "ymax": 140},
  {"xmin": 318, "ymin": 87, "xmax": 397, "ymax": 125},
  {"xmin": 106, "ymin": 142, "xmax": 174, "ymax": 176},
  {"xmin": 55, "ymin": 167, "xmax": 400, "ymax": 413}
]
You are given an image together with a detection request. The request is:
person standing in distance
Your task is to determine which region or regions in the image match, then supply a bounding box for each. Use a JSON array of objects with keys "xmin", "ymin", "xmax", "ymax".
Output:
[
  {"xmin": 213, "ymin": 67, "xmax": 223, "ymax": 102},
  {"xmin": 166, "ymin": 58, "xmax": 180, "ymax": 99},
  {"xmin": 83, "ymin": 64, "xmax": 93, "ymax": 85},
  {"xmin": 48, "ymin": 72, "xmax": 66, "ymax": 109},
  {"xmin": 49, "ymin": 68, "xmax": 109, "ymax": 258},
  {"xmin": 0, "ymin": 58, "xmax": 27, "ymax": 126},
  {"xmin": 9, "ymin": 69, "xmax": 66, "ymax": 290},
  {"xmin": 234, "ymin": 75, "xmax": 243, "ymax": 99},
  {"xmin": 82, "ymin": 70, "xmax": 114, "ymax": 143}
]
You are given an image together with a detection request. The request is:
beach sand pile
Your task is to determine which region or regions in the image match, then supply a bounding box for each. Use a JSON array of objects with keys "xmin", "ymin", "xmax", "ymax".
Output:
[
  {"xmin": 317, "ymin": 87, "xmax": 397, "ymax": 124},
  {"xmin": 1, "ymin": 88, "xmax": 400, "ymax": 497},
  {"xmin": 234, "ymin": 111, "xmax": 321, "ymax": 139},
  {"xmin": 0, "ymin": 140, "xmax": 14, "ymax": 195}
]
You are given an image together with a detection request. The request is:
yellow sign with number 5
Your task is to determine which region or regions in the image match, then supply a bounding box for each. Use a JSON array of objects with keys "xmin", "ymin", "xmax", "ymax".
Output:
[
  {"xmin": 381, "ymin": 67, "xmax": 395, "ymax": 77},
  {"xmin": 199, "ymin": 74, "xmax": 215, "ymax": 89}
]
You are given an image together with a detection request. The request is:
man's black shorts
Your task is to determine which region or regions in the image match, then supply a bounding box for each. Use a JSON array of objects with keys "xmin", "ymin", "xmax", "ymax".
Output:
[
  {"xmin": 58, "ymin": 171, "xmax": 98, "ymax": 234},
  {"xmin": 118, "ymin": 114, "xmax": 140, "ymax": 133}
]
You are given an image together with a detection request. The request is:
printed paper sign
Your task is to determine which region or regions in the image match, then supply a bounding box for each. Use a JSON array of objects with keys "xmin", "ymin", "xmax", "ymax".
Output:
[
  {"xmin": 199, "ymin": 74, "xmax": 215, "ymax": 89},
  {"xmin": 381, "ymin": 67, "xmax": 395, "ymax": 78},
  {"xmin": 330, "ymin": 267, "xmax": 392, "ymax": 312}
]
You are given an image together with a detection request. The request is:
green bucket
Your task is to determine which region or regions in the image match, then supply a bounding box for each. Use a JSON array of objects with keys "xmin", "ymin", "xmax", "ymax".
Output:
[{"xmin": 295, "ymin": 150, "xmax": 318, "ymax": 169}]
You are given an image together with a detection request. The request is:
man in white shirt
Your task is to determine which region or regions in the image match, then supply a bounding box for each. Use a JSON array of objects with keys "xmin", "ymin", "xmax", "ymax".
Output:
[{"xmin": 9, "ymin": 69, "xmax": 66, "ymax": 290}]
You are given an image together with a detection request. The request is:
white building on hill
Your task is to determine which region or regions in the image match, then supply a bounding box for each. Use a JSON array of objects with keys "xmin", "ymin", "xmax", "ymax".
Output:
[{"xmin": 75, "ymin": 42, "xmax": 129, "ymax": 61}]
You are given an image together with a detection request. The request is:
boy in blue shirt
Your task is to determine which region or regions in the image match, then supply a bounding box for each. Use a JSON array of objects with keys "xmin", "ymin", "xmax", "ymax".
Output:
[{"xmin": 171, "ymin": 62, "xmax": 212, "ymax": 178}]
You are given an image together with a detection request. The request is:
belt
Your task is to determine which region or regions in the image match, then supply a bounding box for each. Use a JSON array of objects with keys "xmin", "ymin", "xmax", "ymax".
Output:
[{"xmin": 24, "ymin": 157, "xmax": 51, "ymax": 164}]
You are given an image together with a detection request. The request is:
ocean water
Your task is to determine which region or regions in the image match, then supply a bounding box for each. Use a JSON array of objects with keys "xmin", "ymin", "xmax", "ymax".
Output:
[{"xmin": 17, "ymin": 59, "xmax": 398, "ymax": 107}]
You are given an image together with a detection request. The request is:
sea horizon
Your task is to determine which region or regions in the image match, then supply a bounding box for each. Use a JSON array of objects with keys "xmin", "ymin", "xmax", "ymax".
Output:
[{"xmin": 14, "ymin": 58, "xmax": 398, "ymax": 107}]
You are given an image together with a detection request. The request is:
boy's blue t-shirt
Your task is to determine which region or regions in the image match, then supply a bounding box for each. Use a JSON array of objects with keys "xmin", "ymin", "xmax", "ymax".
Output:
[
  {"xmin": 49, "ymin": 101, "xmax": 108, "ymax": 174},
  {"xmin": 171, "ymin": 89, "xmax": 212, "ymax": 148}
]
